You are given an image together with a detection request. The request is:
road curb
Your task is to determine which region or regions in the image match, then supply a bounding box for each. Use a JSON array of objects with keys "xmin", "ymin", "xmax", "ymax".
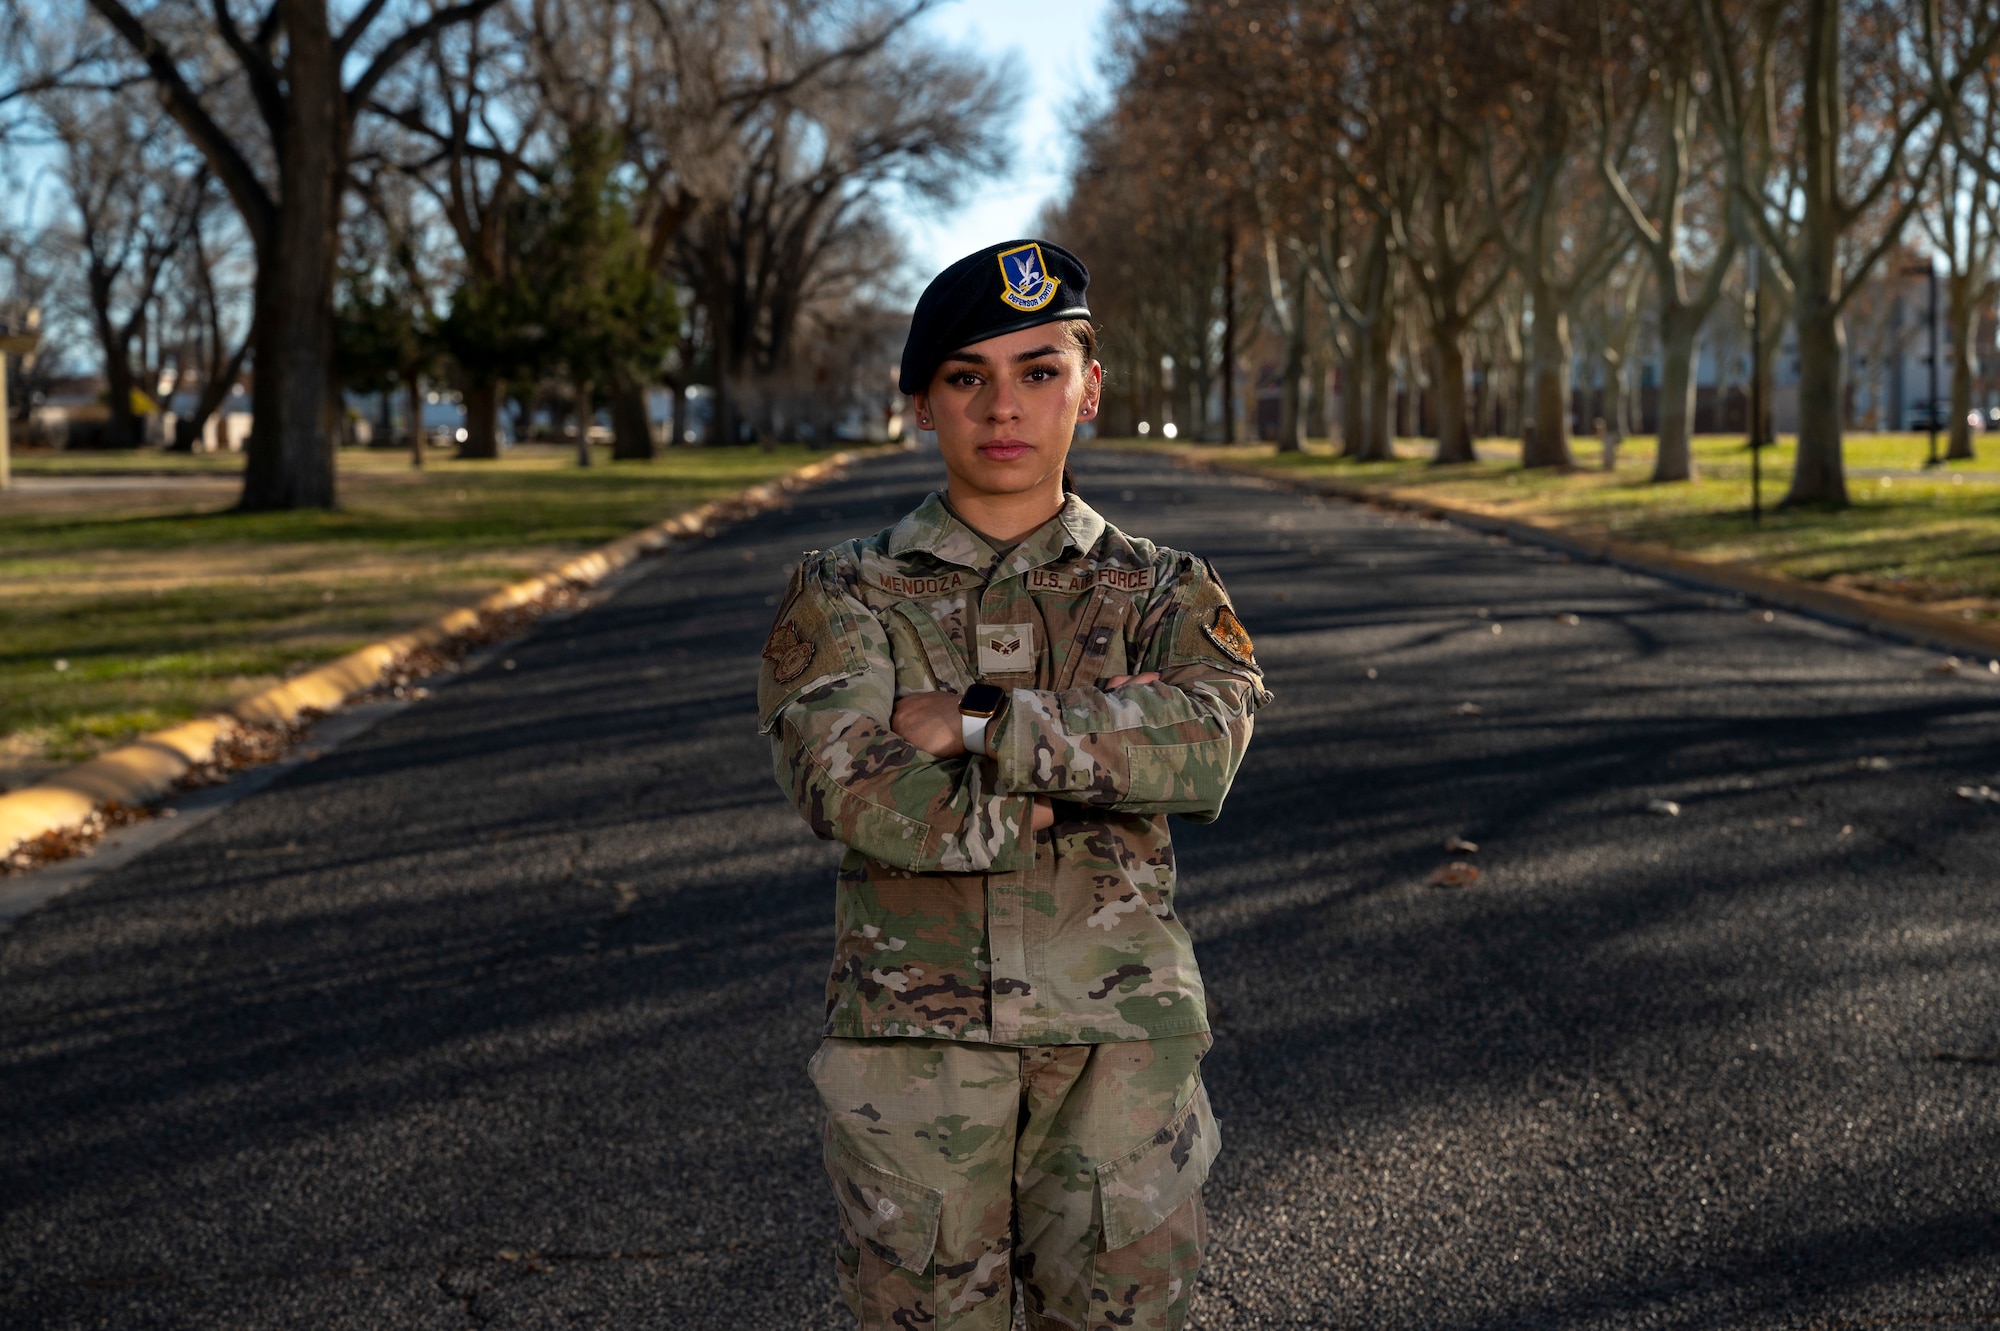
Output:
[
  {"xmin": 0, "ymin": 449, "xmax": 869, "ymax": 864},
  {"xmin": 1139, "ymin": 446, "xmax": 2000, "ymax": 663}
]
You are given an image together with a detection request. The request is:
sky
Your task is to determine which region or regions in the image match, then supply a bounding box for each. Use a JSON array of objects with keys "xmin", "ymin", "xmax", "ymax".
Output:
[{"xmin": 898, "ymin": 0, "xmax": 1115, "ymax": 279}]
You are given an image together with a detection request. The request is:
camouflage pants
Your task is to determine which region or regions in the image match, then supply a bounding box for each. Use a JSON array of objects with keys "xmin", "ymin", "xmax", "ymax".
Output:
[{"xmin": 808, "ymin": 1033, "xmax": 1218, "ymax": 1331}]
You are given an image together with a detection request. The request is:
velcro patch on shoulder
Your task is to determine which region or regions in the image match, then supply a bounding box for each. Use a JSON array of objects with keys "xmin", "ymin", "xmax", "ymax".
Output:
[
  {"xmin": 1170, "ymin": 558, "xmax": 1258, "ymax": 672},
  {"xmin": 1203, "ymin": 605, "xmax": 1255, "ymax": 665},
  {"xmin": 759, "ymin": 560, "xmax": 846, "ymax": 727}
]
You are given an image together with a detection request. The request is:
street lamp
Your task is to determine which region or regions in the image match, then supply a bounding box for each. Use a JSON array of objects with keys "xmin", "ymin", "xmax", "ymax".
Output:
[
  {"xmin": 0, "ymin": 307, "xmax": 43, "ymax": 492},
  {"xmin": 1747, "ymin": 245, "xmax": 1764, "ymax": 524}
]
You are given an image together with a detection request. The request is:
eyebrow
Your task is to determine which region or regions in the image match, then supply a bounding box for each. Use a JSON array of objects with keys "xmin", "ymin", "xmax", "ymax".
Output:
[{"xmin": 940, "ymin": 344, "xmax": 1067, "ymax": 368}]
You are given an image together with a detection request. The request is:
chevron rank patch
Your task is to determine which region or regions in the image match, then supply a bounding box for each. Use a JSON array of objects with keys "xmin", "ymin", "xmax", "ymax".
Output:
[
  {"xmin": 1203, "ymin": 606, "xmax": 1255, "ymax": 666},
  {"xmin": 977, "ymin": 622, "xmax": 1035, "ymax": 674}
]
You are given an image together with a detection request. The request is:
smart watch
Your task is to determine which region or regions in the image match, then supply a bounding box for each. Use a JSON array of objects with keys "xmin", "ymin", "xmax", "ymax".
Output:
[{"xmin": 958, "ymin": 682, "xmax": 1006, "ymax": 756}]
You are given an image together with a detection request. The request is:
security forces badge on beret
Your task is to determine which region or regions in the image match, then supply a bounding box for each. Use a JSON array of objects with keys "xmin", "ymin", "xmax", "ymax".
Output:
[{"xmin": 996, "ymin": 243, "xmax": 1060, "ymax": 312}]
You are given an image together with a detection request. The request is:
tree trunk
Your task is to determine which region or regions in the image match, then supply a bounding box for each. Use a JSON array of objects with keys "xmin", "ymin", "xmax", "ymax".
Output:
[
  {"xmin": 459, "ymin": 380, "xmax": 502, "ymax": 459},
  {"xmin": 1654, "ymin": 310, "xmax": 1700, "ymax": 482},
  {"xmin": 1275, "ymin": 301, "xmax": 1306, "ymax": 454},
  {"xmin": 1782, "ymin": 0, "xmax": 1850, "ymax": 507},
  {"xmin": 670, "ymin": 379, "xmax": 688, "ymax": 447},
  {"xmin": 1431, "ymin": 325, "xmax": 1474, "ymax": 463},
  {"xmin": 405, "ymin": 372, "xmax": 424, "ymax": 469},
  {"xmin": 1355, "ymin": 320, "xmax": 1395, "ymax": 462},
  {"xmin": 1948, "ymin": 271, "xmax": 1978, "ymax": 461},
  {"xmin": 610, "ymin": 372, "xmax": 656, "ymax": 460},
  {"xmin": 237, "ymin": 0, "xmax": 340, "ymax": 510},
  {"xmin": 1340, "ymin": 349, "xmax": 1362, "ymax": 457},
  {"xmin": 1602, "ymin": 358, "xmax": 1627, "ymax": 446},
  {"xmin": 573, "ymin": 379, "xmax": 593, "ymax": 466},
  {"xmin": 1784, "ymin": 282, "xmax": 1849, "ymax": 506},
  {"xmin": 1524, "ymin": 284, "xmax": 1574, "ymax": 467},
  {"xmin": 1220, "ymin": 238, "xmax": 1236, "ymax": 444},
  {"xmin": 102, "ymin": 332, "xmax": 139, "ymax": 450}
]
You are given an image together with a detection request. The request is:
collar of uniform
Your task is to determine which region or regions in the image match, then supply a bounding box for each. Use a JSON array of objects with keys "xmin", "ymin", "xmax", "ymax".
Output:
[
  {"xmin": 998, "ymin": 495, "xmax": 1106, "ymax": 579},
  {"xmin": 887, "ymin": 491, "xmax": 1106, "ymax": 572}
]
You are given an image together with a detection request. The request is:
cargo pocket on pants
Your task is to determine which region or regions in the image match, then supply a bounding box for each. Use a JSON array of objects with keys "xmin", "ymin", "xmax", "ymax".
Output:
[
  {"xmin": 826, "ymin": 1138, "xmax": 942, "ymax": 1270},
  {"xmin": 1095, "ymin": 1079, "xmax": 1221, "ymax": 1250}
]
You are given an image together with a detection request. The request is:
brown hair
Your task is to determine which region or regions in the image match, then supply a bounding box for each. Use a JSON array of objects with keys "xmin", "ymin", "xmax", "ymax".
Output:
[
  {"xmin": 1060, "ymin": 320, "xmax": 1099, "ymax": 495},
  {"xmin": 1061, "ymin": 318, "xmax": 1099, "ymax": 365}
]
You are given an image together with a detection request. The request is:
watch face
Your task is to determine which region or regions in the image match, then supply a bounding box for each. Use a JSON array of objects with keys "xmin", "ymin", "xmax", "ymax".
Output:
[{"xmin": 960, "ymin": 682, "xmax": 1006, "ymax": 717}]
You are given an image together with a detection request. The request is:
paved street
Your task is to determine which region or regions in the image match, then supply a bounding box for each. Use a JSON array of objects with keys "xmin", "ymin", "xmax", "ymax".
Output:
[{"xmin": 3, "ymin": 446, "xmax": 1998, "ymax": 1329}]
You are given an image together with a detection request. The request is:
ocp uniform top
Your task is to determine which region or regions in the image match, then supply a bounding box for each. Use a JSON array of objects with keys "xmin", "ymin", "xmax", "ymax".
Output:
[{"xmin": 759, "ymin": 492, "xmax": 1270, "ymax": 1046}]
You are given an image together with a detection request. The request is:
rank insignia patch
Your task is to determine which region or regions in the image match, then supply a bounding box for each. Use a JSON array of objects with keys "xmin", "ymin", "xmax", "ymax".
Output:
[
  {"xmin": 1203, "ymin": 606, "xmax": 1255, "ymax": 665},
  {"xmin": 977, "ymin": 622, "xmax": 1036, "ymax": 674},
  {"xmin": 996, "ymin": 243, "xmax": 1060, "ymax": 312},
  {"xmin": 762, "ymin": 621, "xmax": 817, "ymax": 683}
]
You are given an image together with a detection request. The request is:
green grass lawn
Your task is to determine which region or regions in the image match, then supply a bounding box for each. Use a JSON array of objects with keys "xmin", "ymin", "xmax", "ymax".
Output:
[
  {"xmin": 0, "ymin": 442, "xmax": 867, "ymax": 789},
  {"xmin": 1099, "ymin": 431, "xmax": 2000, "ymax": 615}
]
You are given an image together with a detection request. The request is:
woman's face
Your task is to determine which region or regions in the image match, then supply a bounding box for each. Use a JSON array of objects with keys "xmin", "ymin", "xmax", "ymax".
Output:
[{"xmin": 915, "ymin": 323, "xmax": 1101, "ymax": 501}]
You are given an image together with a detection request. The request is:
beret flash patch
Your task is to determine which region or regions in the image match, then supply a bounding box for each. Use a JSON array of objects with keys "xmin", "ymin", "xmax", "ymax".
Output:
[
  {"xmin": 762, "ymin": 621, "xmax": 817, "ymax": 683},
  {"xmin": 1203, "ymin": 606, "xmax": 1256, "ymax": 666},
  {"xmin": 996, "ymin": 242, "xmax": 1060, "ymax": 312}
]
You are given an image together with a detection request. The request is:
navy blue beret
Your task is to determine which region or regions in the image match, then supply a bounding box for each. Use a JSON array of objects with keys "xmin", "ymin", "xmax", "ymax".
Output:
[{"xmin": 899, "ymin": 239, "xmax": 1092, "ymax": 394}]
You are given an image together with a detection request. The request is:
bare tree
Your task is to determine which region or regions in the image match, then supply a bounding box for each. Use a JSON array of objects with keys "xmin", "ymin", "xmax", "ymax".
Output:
[
  {"xmin": 1703, "ymin": 0, "xmax": 2000, "ymax": 505},
  {"xmin": 1599, "ymin": 7, "xmax": 1738, "ymax": 482},
  {"xmin": 70, "ymin": 0, "xmax": 504, "ymax": 507},
  {"xmin": 43, "ymin": 90, "xmax": 205, "ymax": 448}
]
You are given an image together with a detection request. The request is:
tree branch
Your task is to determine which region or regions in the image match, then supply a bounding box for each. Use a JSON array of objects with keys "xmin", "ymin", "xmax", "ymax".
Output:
[{"xmin": 84, "ymin": 0, "xmax": 277, "ymax": 250}]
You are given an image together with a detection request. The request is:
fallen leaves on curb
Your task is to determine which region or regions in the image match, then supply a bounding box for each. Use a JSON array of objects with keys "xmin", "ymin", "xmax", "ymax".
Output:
[
  {"xmin": 1856, "ymin": 756, "xmax": 1892, "ymax": 771},
  {"xmin": 1955, "ymin": 784, "xmax": 2000, "ymax": 803},
  {"xmin": 1444, "ymin": 835, "xmax": 1479, "ymax": 853},
  {"xmin": 173, "ymin": 712, "xmax": 325, "ymax": 793},
  {"xmin": 2, "ymin": 802, "xmax": 154, "ymax": 875},
  {"xmin": 1428, "ymin": 861, "xmax": 1481, "ymax": 888},
  {"xmin": 1455, "ymin": 701, "xmax": 1484, "ymax": 716},
  {"xmin": 1646, "ymin": 799, "xmax": 1683, "ymax": 816}
]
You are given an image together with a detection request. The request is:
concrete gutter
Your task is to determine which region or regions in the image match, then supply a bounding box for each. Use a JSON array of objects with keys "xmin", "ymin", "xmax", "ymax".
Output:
[
  {"xmin": 1148, "ymin": 446, "xmax": 2000, "ymax": 665},
  {"xmin": 0, "ymin": 449, "xmax": 865, "ymax": 864}
]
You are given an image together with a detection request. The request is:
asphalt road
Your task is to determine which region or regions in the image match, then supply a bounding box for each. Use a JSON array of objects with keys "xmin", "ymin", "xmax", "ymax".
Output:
[{"xmin": 4, "ymin": 446, "xmax": 1997, "ymax": 1329}]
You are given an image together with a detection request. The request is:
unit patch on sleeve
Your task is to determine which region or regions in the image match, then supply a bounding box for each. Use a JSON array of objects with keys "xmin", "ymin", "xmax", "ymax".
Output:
[
  {"xmin": 762, "ymin": 621, "xmax": 817, "ymax": 683},
  {"xmin": 1203, "ymin": 605, "xmax": 1256, "ymax": 666}
]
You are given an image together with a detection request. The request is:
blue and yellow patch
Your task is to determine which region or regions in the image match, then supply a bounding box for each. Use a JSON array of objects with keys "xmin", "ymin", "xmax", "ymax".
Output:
[{"xmin": 996, "ymin": 242, "xmax": 1060, "ymax": 312}]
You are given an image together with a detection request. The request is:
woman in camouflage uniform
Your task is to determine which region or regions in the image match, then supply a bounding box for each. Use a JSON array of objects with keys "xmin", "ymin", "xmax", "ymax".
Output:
[{"xmin": 759, "ymin": 239, "xmax": 1268, "ymax": 1330}]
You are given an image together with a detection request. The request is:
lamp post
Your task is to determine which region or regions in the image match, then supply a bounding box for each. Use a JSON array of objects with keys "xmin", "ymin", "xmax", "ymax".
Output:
[
  {"xmin": 1906, "ymin": 260, "xmax": 1940, "ymax": 468},
  {"xmin": 1748, "ymin": 245, "xmax": 1763, "ymax": 524},
  {"xmin": 0, "ymin": 309, "xmax": 44, "ymax": 492}
]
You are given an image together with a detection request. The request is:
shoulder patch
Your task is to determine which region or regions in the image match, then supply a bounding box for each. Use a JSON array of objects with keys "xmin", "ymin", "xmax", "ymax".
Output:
[
  {"xmin": 1169, "ymin": 556, "xmax": 1261, "ymax": 675},
  {"xmin": 758, "ymin": 558, "xmax": 851, "ymax": 730},
  {"xmin": 1203, "ymin": 605, "xmax": 1255, "ymax": 665},
  {"xmin": 762, "ymin": 620, "xmax": 816, "ymax": 682}
]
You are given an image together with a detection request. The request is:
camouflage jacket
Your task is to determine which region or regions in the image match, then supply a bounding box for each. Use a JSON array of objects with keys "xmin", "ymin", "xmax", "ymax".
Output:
[{"xmin": 759, "ymin": 492, "xmax": 1269, "ymax": 1045}]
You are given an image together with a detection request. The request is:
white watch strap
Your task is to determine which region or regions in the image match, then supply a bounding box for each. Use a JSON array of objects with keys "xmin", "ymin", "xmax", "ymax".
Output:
[{"xmin": 960, "ymin": 711, "xmax": 990, "ymax": 757}]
